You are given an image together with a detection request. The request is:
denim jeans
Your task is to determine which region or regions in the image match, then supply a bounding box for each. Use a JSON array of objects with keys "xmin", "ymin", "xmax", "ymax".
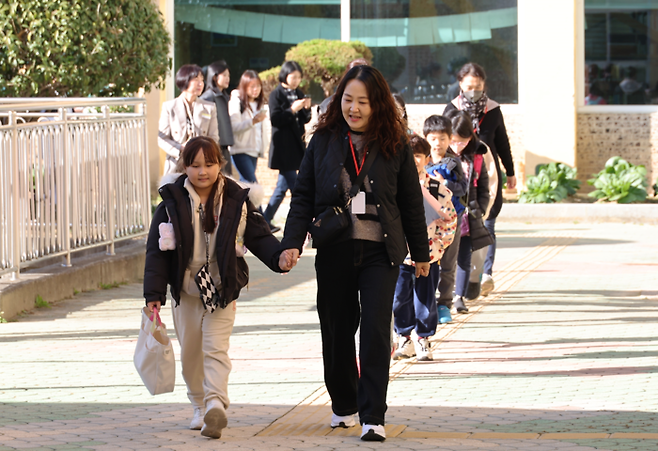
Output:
[
  {"xmin": 263, "ymin": 170, "xmax": 297, "ymax": 223},
  {"xmin": 483, "ymin": 217, "xmax": 497, "ymax": 276},
  {"xmin": 315, "ymin": 239, "xmax": 399, "ymax": 426},
  {"xmin": 232, "ymin": 154, "xmax": 258, "ymax": 184},
  {"xmin": 393, "ymin": 262, "xmax": 440, "ymax": 338}
]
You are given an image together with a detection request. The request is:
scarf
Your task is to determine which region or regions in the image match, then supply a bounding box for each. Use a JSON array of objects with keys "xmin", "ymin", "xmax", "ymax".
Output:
[{"xmin": 459, "ymin": 91, "xmax": 489, "ymax": 134}]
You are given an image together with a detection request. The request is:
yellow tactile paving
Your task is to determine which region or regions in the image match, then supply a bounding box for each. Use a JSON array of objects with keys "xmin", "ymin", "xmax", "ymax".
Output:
[{"xmin": 256, "ymin": 233, "xmax": 622, "ymax": 440}]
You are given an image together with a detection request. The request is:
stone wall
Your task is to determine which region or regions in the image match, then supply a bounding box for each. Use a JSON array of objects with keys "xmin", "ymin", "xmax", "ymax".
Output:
[{"xmin": 577, "ymin": 113, "xmax": 658, "ymax": 193}]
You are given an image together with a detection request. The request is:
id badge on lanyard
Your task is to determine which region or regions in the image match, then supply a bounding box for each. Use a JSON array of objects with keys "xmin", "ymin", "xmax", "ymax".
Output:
[{"xmin": 351, "ymin": 191, "xmax": 366, "ymax": 214}]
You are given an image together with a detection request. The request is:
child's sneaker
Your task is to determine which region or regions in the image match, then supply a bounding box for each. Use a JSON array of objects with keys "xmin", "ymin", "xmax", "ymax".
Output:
[
  {"xmin": 481, "ymin": 274, "xmax": 495, "ymax": 296},
  {"xmin": 189, "ymin": 407, "xmax": 204, "ymax": 430},
  {"xmin": 361, "ymin": 424, "xmax": 386, "ymax": 441},
  {"xmin": 330, "ymin": 413, "xmax": 356, "ymax": 428},
  {"xmin": 392, "ymin": 336, "xmax": 415, "ymax": 360},
  {"xmin": 438, "ymin": 305, "xmax": 452, "ymax": 324},
  {"xmin": 453, "ymin": 295, "xmax": 469, "ymax": 313},
  {"xmin": 415, "ymin": 337, "xmax": 433, "ymax": 361}
]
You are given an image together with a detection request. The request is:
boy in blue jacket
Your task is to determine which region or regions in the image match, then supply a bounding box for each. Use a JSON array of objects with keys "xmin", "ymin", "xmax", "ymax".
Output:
[{"xmin": 423, "ymin": 115, "xmax": 468, "ymax": 325}]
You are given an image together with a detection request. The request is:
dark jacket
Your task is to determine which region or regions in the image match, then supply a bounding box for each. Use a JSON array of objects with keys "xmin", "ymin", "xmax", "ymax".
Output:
[
  {"xmin": 268, "ymin": 84, "xmax": 312, "ymax": 171},
  {"xmin": 280, "ymin": 127, "xmax": 430, "ymax": 266},
  {"xmin": 200, "ymin": 88, "xmax": 234, "ymax": 147},
  {"xmin": 144, "ymin": 175, "xmax": 283, "ymax": 307},
  {"xmin": 460, "ymin": 139, "xmax": 490, "ymax": 215},
  {"xmin": 445, "ymin": 100, "xmax": 512, "ymax": 219}
]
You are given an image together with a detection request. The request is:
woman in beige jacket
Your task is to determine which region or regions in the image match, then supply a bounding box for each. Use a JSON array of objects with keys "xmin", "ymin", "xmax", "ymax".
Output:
[
  {"xmin": 228, "ymin": 70, "xmax": 267, "ymax": 184},
  {"xmin": 158, "ymin": 64, "xmax": 219, "ymax": 175}
]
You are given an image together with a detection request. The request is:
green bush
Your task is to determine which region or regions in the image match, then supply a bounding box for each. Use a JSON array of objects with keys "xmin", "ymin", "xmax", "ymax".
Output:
[
  {"xmin": 285, "ymin": 39, "xmax": 372, "ymax": 98},
  {"xmin": 588, "ymin": 157, "xmax": 648, "ymax": 203},
  {"xmin": 260, "ymin": 39, "xmax": 372, "ymax": 100},
  {"xmin": 518, "ymin": 162, "xmax": 581, "ymax": 203},
  {"xmin": 0, "ymin": 0, "xmax": 171, "ymax": 97}
]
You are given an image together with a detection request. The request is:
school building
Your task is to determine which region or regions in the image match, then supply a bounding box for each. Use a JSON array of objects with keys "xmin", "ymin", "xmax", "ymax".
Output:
[{"xmin": 145, "ymin": 0, "xmax": 658, "ymax": 194}]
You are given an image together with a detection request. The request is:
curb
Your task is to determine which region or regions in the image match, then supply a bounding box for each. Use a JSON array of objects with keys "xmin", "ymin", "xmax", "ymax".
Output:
[
  {"xmin": 498, "ymin": 203, "xmax": 658, "ymax": 224},
  {"xmin": 0, "ymin": 241, "xmax": 145, "ymax": 321}
]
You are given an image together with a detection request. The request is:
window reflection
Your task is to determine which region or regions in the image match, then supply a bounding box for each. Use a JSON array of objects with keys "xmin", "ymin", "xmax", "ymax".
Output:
[{"xmin": 585, "ymin": 2, "xmax": 658, "ymax": 105}]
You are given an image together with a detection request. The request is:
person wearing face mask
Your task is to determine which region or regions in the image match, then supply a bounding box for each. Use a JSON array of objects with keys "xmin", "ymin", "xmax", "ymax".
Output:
[
  {"xmin": 159, "ymin": 65, "xmax": 219, "ymax": 176},
  {"xmin": 444, "ymin": 62, "xmax": 515, "ymax": 299},
  {"xmin": 262, "ymin": 61, "xmax": 312, "ymax": 232},
  {"xmin": 201, "ymin": 60, "xmax": 235, "ymax": 177}
]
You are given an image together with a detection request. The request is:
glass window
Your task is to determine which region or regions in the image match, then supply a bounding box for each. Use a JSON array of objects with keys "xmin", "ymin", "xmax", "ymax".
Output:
[
  {"xmin": 173, "ymin": 0, "xmax": 517, "ymax": 104},
  {"xmin": 585, "ymin": 0, "xmax": 658, "ymax": 105},
  {"xmin": 351, "ymin": 0, "xmax": 518, "ymax": 104},
  {"xmin": 174, "ymin": 1, "xmax": 340, "ymax": 97}
]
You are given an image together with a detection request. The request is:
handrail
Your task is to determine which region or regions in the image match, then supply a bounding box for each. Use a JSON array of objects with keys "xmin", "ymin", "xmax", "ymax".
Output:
[
  {"xmin": 0, "ymin": 98, "xmax": 151, "ymax": 279},
  {"xmin": 0, "ymin": 97, "xmax": 145, "ymax": 112}
]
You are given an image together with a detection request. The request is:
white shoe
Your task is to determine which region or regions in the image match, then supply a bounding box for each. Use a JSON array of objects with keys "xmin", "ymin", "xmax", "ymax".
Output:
[
  {"xmin": 415, "ymin": 337, "xmax": 433, "ymax": 361},
  {"xmin": 481, "ymin": 274, "xmax": 495, "ymax": 296},
  {"xmin": 361, "ymin": 424, "xmax": 386, "ymax": 441},
  {"xmin": 189, "ymin": 407, "xmax": 204, "ymax": 430},
  {"xmin": 330, "ymin": 413, "xmax": 356, "ymax": 428},
  {"xmin": 392, "ymin": 336, "xmax": 415, "ymax": 360},
  {"xmin": 201, "ymin": 399, "xmax": 227, "ymax": 439}
]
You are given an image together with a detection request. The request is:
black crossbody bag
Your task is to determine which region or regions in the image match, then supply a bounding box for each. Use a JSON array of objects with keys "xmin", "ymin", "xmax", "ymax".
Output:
[{"xmin": 309, "ymin": 142, "xmax": 379, "ymax": 247}]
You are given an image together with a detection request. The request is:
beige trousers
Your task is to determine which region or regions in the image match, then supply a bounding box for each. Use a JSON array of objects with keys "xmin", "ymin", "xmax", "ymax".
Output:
[{"xmin": 172, "ymin": 292, "xmax": 236, "ymax": 410}]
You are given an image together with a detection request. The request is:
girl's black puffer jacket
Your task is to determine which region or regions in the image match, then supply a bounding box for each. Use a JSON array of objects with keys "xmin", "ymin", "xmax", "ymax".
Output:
[{"xmin": 144, "ymin": 175, "xmax": 283, "ymax": 307}]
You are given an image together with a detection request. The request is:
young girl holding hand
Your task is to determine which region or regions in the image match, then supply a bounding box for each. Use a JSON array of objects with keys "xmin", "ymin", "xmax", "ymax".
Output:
[{"xmin": 144, "ymin": 136, "xmax": 286, "ymax": 439}]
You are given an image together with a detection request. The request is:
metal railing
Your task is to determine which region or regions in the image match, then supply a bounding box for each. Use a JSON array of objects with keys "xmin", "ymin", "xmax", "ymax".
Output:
[{"xmin": 0, "ymin": 98, "xmax": 151, "ymax": 278}]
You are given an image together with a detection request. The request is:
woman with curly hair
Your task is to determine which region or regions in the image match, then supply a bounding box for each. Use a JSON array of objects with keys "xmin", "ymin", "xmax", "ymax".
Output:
[{"xmin": 279, "ymin": 66, "xmax": 430, "ymax": 442}]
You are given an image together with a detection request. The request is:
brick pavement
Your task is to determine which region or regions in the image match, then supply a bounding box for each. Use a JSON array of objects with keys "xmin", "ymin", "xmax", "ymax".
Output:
[{"xmin": 1, "ymin": 222, "xmax": 657, "ymax": 450}]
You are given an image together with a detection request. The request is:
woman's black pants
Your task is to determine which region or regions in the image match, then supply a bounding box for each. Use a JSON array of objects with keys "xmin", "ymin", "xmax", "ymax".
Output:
[{"xmin": 315, "ymin": 239, "xmax": 399, "ymax": 426}]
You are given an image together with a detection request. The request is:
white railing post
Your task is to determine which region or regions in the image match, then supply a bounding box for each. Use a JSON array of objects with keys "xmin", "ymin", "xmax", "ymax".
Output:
[
  {"xmin": 60, "ymin": 108, "xmax": 72, "ymax": 267},
  {"xmin": 104, "ymin": 106, "xmax": 115, "ymax": 256},
  {"xmin": 9, "ymin": 111, "xmax": 20, "ymax": 279},
  {"xmin": 138, "ymin": 102, "xmax": 152, "ymax": 235}
]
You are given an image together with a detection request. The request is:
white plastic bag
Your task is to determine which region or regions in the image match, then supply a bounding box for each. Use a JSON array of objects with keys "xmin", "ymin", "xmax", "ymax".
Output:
[{"xmin": 133, "ymin": 306, "xmax": 176, "ymax": 395}]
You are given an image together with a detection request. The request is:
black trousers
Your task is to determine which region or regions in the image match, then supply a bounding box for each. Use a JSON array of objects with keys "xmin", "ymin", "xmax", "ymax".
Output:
[
  {"xmin": 220, "ymin": 145, "xmax": 233, "ymax": 176},
  {"xmin": 315, "ymin": 239, "xmax": 399, "ymax": 426}
]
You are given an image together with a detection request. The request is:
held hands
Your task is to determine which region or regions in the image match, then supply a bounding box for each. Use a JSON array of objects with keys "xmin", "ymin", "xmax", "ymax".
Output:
[
  {"xmin": 279, "ymin": 248, "xmax": 300, "ymax": 272},
  {"xmin": 415, "ymin": 262, "xmax": 430, "ymax": 278}
]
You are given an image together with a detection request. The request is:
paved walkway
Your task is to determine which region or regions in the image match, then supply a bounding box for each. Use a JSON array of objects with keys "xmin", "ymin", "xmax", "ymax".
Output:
[{"xmin": 1, "ymin": 222, "xmax": 657, "ymax": 450}]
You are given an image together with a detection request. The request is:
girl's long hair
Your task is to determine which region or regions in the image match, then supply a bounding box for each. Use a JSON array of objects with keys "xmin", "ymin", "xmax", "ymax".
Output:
[
  {"xmin": 180, "ymin": 136, "xmax": 225, "ymax": 233},
  {"xmin": 237, "ymin": 70, "xmax": 264, "ymax": 113},
  {"xmin": 315, "ymin": 66, "xmax": 406, "ymax": 159}
]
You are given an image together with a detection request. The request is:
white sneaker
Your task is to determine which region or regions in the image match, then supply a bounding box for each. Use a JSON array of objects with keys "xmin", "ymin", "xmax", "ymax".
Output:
[
  {"xmin": 189, "ymin": 407, "xmax": 204, "ymax": 430},
  {"xmin": 481, "ymin": 274, "xmax": 495, "ymax": 297},
  {"xmin": 330, "ymin": 413, "xmax": 356, "ymax": 428},
  {"xmin": 201, "ymin": 399, "xmax": 227, "ymax": 439},
  {"xmin": 415, "ymin": 337, "xmax": 433, "ymax": 361},
  {"xmin": 392, "ymin": 336, "xmax": 415, "ymax": 360},
  {"xmin": 361, "ymin": 424, "xmax": 386, "ymax": 441}
]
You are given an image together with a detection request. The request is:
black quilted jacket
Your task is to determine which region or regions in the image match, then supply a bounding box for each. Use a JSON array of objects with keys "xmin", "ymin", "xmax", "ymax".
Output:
[
  {"xmin": 144, "ymin": 175, "xmax": 283, "ymax": 307},
  {"xmin": 281, "ymin": 127, "xmax": 430, "ymax": 266}
]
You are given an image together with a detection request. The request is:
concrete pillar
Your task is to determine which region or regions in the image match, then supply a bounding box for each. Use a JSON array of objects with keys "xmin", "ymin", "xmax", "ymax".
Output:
[{"xmin": 518, "ymin": 0, "xmax": 578, "ymax": 176}]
